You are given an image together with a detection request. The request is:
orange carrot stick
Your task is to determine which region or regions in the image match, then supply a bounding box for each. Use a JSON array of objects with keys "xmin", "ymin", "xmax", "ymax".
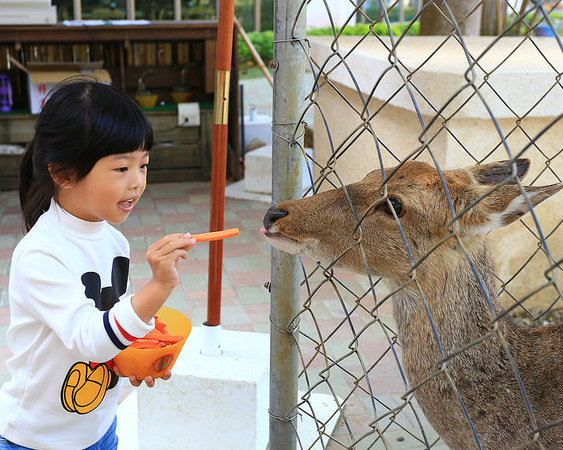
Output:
[
  {"xmin": 153, "ymin": 317, "xmax": 168, "ymax": 333},
  {"xmin": 128, "ymin": 317, "xmax": 183, "ymax": 349},
  {"xmin": 191, "ymin": 228, "xmax": 239, "ymax": 242},
  {"xmin": 130, "ymin": 339, "xmax": 160, "ymax": 349}
]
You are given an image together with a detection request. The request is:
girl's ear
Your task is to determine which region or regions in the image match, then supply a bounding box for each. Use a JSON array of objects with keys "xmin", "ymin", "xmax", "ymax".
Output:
[{"xmin": 48, "ymin": 164, "xmax": 76, "ymax": 189}]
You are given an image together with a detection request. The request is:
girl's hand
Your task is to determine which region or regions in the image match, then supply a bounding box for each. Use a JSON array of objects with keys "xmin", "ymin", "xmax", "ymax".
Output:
[
  {"xmin": 132, "ymin": 233, "xmax": 196, "ymax": 323},
  {"xmin": 114, "ymin": 367, "xmax": 172, "ymax": 387},
  {"xmin": 146, "ymin": 233, "xmax": 196, "ymax": 291}
]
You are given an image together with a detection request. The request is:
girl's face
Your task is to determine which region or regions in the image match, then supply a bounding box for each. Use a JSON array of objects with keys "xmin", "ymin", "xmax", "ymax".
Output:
[{"xmin": 56, "ymin": 149, "xmax": 149, "ymax": 224}]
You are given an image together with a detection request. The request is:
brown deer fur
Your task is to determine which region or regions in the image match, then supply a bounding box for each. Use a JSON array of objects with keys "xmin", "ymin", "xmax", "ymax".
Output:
[{"xmin": 262, "ymin": 159, "xmax": 563, "ymax": 449}]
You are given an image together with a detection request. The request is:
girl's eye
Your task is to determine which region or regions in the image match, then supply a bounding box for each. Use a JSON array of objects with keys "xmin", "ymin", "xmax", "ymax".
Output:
[
  {"xmin": 141, "ymin": 163, "xmax": 149, "ymax": 170},
  {"xmin": 116, "ymin": 167, "xmax": 128, "ymax": 172},
  {"xmin": 383, "ymin": 197, "xmax": 404, "ymax": 217}
]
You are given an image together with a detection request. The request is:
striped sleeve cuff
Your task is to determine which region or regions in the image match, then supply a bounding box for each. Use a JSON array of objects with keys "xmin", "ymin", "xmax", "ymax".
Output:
[{"xmin": 106, "ymin": 295, "xmax": 154, "ymax": 350}]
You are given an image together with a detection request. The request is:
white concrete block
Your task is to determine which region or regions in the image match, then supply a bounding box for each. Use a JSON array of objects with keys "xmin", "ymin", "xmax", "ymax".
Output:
[
  {"xmin": 244, "ymin": 145, "xmax": 274, "ymax": 195},
  {"xmin": 118, "ymin": 388, "xmax": 342, "ymax": 450},
  {"xmin": 136, "ymin": 327, "xmax": 269, "ymax": 450},
  {"xmin": 116, "ymin": 391, "xmax": 137, "ymax": 449},
  {"xmin": 224, "ymin": 179, "xmax": 272, "ymax": 204},
  {"xmin": 243, "ymin": 112, "xmax": 272, "ymax": 150},
  {"xmin": 244, "ymin": 145, "xmax": 314, "ymax": 196},
  {"xmin": 309, "ymin": 36, "xmax": 563, "ymax": 120}
]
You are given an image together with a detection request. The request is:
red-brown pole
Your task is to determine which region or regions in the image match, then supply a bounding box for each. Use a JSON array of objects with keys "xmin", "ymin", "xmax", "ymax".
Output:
[{"xmin": 206, "ymin": 0, "xmax": 236, "ymax": 327}]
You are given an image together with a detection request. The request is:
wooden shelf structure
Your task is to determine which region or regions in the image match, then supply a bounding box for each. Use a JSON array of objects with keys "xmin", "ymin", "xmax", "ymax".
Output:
[{"xmin": 0, "ymin": 22, "xmax": 242, "ymax": 187}]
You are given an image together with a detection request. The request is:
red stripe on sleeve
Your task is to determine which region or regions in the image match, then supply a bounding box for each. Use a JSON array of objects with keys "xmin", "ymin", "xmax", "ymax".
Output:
[{"xmin": 113, "ymin": 313, "xmax": 138, "ymax": 342}]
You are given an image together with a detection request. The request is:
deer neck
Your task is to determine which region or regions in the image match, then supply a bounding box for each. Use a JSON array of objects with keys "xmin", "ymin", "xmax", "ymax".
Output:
[{"xmin": 390, "ymin": 238, "xmax": 502, "ymax": 353}]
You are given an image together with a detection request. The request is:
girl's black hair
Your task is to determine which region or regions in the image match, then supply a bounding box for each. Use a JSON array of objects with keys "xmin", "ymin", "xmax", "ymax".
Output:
[{"xmin": 19, "ymin": 78, "xmax": 153, "ymax": 231}]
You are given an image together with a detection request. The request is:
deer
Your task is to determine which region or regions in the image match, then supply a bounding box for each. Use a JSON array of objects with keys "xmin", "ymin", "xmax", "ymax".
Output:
[{"xmin": 262, "ymin": 158, "xmax": 563, "ymax": 450}]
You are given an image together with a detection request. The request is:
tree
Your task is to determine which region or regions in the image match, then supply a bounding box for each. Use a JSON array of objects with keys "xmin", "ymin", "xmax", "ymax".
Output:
[{"xmin": 419, "ymin": 0, "xmax": 483, "ymax": 35}]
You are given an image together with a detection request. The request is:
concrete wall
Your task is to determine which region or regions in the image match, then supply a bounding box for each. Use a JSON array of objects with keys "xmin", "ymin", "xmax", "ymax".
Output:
[{"xmin": 309, "ymin": 35, "xmax": 563, "ymax": 312}]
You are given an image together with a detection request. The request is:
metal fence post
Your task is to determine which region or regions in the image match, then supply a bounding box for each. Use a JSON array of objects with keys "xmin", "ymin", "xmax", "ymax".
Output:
[{"xmin": 269, "ymin": 0, "xmax": 307, "ymax": 448}]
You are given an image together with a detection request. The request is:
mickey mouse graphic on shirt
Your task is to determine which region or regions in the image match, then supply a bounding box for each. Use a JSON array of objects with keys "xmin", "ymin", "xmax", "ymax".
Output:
[{"xmin": 60, "ymin": 256, "xmax": 129, "ymax": 414}]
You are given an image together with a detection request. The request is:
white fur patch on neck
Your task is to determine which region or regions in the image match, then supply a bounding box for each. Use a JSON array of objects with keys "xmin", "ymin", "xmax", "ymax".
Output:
[
  {"xmin": 467, "ymin": 212, "xmax": 503, "ymax": 236},
  {"xmin": 468, "ymin": 194, "xmax": 528, "ymax": 236}
]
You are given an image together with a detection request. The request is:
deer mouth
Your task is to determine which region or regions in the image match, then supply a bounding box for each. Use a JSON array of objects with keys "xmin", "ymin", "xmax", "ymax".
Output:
[{"xmin": 260, "ymin": 226, "xmax": 300, "ymax": 243}]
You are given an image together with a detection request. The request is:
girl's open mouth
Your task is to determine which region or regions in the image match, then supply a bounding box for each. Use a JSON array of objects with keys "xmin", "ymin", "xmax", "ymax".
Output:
[{"xmin": 118, "ymin": 199, "xmax": 135, "ymax": 212}]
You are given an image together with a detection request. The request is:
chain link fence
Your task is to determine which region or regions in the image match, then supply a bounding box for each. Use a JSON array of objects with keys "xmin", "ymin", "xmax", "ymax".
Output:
[{"xmin": 269, "ymin": 0, "xmax": 563, "ymax": 449}]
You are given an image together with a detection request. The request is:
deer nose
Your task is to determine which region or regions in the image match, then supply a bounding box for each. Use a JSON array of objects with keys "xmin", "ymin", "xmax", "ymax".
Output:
[{"xmin": 263, "ymin": 206, "xmax": 288, "ymax": 229}]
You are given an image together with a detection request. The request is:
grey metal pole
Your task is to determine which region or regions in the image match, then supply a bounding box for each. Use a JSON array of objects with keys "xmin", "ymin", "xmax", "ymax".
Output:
[{"xmin": 269, "ymin": 0, "xmax": 307, "ymax": 448}]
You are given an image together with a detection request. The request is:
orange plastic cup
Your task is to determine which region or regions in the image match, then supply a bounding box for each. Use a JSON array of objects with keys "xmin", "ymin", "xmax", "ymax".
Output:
[{"xmin": 113, "ymin": 306, "xmax": 192, "ymax": 380}]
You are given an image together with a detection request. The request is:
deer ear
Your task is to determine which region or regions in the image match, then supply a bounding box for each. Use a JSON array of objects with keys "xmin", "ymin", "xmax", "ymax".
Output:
[
  {"xmin": 459, "ymin": 159, "xmax": 561, "ymax": 234},
  {"xmin": 461, "ymin": 182, "xmax": 563, "ymax": 235},
  {"xmin": 496, "ymin": 183, "xmax": 563, "ymax": 227},
  {"xmin": 469, "ymin": 158, "xmax": 530, "ymax": 185}
]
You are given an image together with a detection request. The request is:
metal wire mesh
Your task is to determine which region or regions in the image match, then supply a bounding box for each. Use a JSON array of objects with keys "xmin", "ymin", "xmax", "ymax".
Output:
[{"xmin": 269, "ymin": 1, "xmax": 563, "ymax": 449}]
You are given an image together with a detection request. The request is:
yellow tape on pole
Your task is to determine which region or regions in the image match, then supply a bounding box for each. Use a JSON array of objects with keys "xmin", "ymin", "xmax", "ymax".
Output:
[{"xmin": 213, "ymin": 69, "xmax": 231, "ymax": 125}]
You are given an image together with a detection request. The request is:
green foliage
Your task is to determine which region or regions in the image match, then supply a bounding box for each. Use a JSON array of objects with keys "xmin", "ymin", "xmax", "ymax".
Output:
[
  {"xmin": 238, "ymin": 30, "xmax": 274, "ymax": 67},
  {"xmin": 182, "ymin": 4, "xmax": 216, "ymax": 20},
  {"xmin": 307, "ymin": 21, "xmax": 420, "ymax": 37},
  {"xmin": 237, "ymin": 21, "xmax": 419, "ymax": 70},
  {"xmin": 506, "ymin": 9, "xmax": 563, "ymax": 36}
]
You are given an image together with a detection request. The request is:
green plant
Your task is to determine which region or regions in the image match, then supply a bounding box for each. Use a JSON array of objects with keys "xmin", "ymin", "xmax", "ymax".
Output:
[
  {"xmin": 238, "ymin": 30, "xmax": 274, "ymax": 66},
  {"xmin": 172, "ymin": 61, "xmax": 200, "ymax": 89},
  {"xmin": 135, "ymin": 69, "xmax": 154, "ymax": 93},
  {"xmin": 237, "ymin": 21, "xmax": 419, "ymax": 73},
  {"xmin": 506, "ymin": 9, "xmax": 563, "ymax": 36},
  {"xmin": 307, "ymin": 21, "xmax": 419, "ymax": 37}
]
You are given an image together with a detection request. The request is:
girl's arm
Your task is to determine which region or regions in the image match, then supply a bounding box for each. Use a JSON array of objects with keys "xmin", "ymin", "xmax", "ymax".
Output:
[
  {"xmin": 130, "ymin": 233, "xmax": 196, "ymax": 324},
  {"xmin": 125, "ymin": 233, "xmax": 195, "ymax": 387}
]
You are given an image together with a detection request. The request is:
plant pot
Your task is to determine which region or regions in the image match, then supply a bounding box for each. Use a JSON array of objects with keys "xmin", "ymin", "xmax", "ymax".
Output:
[
  {"xmin": 171, "ymin": 86, "xmax": 193, "ymax": 104},
  {"xmin": 135, "ymin": 92, "xmax": 158, "ymax": 109}
]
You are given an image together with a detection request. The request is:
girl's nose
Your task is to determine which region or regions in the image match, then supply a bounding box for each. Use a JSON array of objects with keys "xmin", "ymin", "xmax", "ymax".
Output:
[{"xmin": 131, "ymin": 168, "xmax": 147, "ymax": 191}]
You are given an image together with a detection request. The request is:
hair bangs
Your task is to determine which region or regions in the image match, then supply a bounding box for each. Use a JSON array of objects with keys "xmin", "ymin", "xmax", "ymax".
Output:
[{"xmin": 87, "ymin": 91, "xmax": 153, "ymax": 160}]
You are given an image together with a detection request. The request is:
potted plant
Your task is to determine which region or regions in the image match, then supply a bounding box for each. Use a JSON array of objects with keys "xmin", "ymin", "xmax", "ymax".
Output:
[
  {"xmin": 134, "ymin": 69, "xmax": 158, "ymax": 109},
  {"xmin": 171, "ymin": 62, "xmax": 199, "ymax": 104}
]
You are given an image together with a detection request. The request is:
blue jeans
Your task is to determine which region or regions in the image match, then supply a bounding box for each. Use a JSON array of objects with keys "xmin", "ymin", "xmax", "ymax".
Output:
[{"xmin": 0, "ymin": 416, "xmax": 118, "ymax": 450}]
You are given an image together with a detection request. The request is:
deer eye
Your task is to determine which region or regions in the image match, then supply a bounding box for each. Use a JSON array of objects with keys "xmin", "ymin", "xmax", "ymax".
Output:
[{"xmin": 383, "ymin": 197, "xmax": 404, "ymax": 217}]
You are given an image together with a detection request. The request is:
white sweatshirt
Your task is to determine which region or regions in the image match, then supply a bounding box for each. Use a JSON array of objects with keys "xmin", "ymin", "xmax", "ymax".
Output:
[{"xmin": 0, "ymin": 199, "xmax": 153, "ymax": 449}]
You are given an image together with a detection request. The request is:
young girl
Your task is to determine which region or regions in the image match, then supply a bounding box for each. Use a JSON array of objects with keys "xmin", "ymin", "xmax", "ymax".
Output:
[{"xmin": 0, "ymin": 79, "xmax": 196, "ymax": 449}]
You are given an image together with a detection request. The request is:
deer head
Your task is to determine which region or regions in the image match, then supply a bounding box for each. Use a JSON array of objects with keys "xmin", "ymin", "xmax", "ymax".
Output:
[{"xmin": 262, "ymin": 159, "xmax": 562, "ymax": 284}]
